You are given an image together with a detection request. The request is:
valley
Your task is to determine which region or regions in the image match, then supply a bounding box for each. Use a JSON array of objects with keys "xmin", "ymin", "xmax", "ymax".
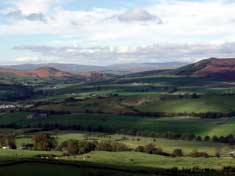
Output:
[{"xmin": 0, "ymin": 58, "xmax": 235, "ymax": 175}]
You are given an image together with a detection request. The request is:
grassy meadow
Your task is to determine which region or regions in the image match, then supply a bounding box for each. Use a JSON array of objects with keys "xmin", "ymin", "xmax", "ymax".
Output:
[
  {"xmin": 15, "ymin": 132, "xmax": 232, "ymax": 156},
  {"xmin": 1, "ymin": 112, "xmax": 235, "ymax": 137},
  {"xmin": 0, "ymin": 131, "xmax": 234, "ymax": 171}
]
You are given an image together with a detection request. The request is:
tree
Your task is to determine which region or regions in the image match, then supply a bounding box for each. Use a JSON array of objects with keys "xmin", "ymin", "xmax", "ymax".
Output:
[
  {"xmin": 77, "ymin": 141, "xmax": 96, "ymax": 154},
  {"xmin": 172, "ymin": 149, "xmax": 183, "ymax": 157},
  {"xmin": 96, "ymin": 141, "xmax": 129, "ymax": 152},
  {"xmin": 135, "ymin": 146, "xmax": 145, "ymax": 152},
  {"xmin": 195, "ymin": 136, "xmax": 202, "ymax": 141},
  {"xmin": 60, "ymin": 139, "xmax": 79, "ymax": 155},
  {"xmin": 212, "ymin": 136, "xmax": 219, "ymax": 143},
  {"xmin": 32, "ymin": 134, "xmax": 57, "ymax": 151},
  {"xmin": 190, "ymin": 150, "xmax": 209, "ymax": 158},
  {"xmin": 215, "ymin": 148, "xmax": 221, "ymax": 158},
  {"xmin": 96, "ymin": 141, "xmax": 113, "ymax": 151},
  {"xmin": 60, "ymin": 140, "xmax": 97, "ymax": 155},
  {"xmin": 0, "ymin": 133, "xmax": 16, "ymax": 149},
  {"xmin": 204, "ymin": 136, "xmax": 210, "ymax": 142},
  {"xmin": 143, "ymin": 144, "xmax": 162, "ymax": 154}
]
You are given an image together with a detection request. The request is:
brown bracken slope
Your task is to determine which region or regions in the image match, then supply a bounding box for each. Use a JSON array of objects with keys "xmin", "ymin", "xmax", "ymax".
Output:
[
  {"xmin": 175, "ymin": 58, "xmax": 235, "ymax": 80},
  {"xmin": 0, "ymin": 67, "xmax": 74, "ymax": 78}
]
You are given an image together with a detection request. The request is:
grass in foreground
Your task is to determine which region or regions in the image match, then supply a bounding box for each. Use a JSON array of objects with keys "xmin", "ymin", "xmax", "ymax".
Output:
[{"xmin": 63, "ymin": 151, "xmax": 235, "ymax": 169}]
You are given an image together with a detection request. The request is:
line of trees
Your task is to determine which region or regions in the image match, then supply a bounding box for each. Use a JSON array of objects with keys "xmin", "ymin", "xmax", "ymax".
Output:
[
  {"xmin": 27, "ymin": 134, "xmax": 212, "ymax": 158},
  {"xmin": 132, "ymin": 131, "xmax": 235, "ymax": 145},
  {"xmin": 59, "ymin": 140, "xmax": 130, "ymax": 155},
  {"xmin": 135, "ymin": 144, "xmax": 210, "ymax": 158},
  {"xmin": 25, "ymin": 134, "xmax": 131, "ymax": 155},
  {"xmin": 2, "ymin": 120, "xmax": 235, "ymax": 146},
  {"xmin": 0, "ymin": 132, "xmax": 219, "ymax": 160}
]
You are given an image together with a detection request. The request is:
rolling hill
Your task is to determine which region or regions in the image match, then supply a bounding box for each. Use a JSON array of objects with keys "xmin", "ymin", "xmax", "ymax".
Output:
[
  {"xmin": 4, "ymin": 63, "xmax": 105, "ymax": 73},
  {"xmin": 3, "ymin": 62, "xmax": 188, "ymax": 75},
  {"xmin": 173, "ymin": 58, "xmax": 235, "ymax": 79},
  {"xmin": 0, "ymin": 66, "xmax": 117, "ymax": 85},
  {"xmin": 0, "ymin": 67, "xmax": 74, "ymax": 79},
  {"xmin": 124, "ymin": 58, "xmax": 235, "ymax": 80},
  {"xmin": 105, "ymin": 62, "xmax": 188, "ymax": 74}
]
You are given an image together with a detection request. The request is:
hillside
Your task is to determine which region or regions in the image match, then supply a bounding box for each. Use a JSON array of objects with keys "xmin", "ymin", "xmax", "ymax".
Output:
[
  {"xmin": 0, "ymin": 67, "xmax": 74, "ymax": 79},
  {"xmin": 3, "ymin": 62, "xmax": 188, "ymax": 75},
  {"xmin": 30, "ymin": 67, "xmax": 74, "ymax": 78},
  {"xmin": 4, "ymin": 63, "xmax": 105, "ymax": 73},
  {"xmin": 173, "ymin": 58, "xmax": 235, "ymax": 79},
  {"xmin": 105, "ymin": 62, "xmax": 188, "ymax": 74},
  {"xmin": 124, "ymin": 58, "xmax": 235, "ymax": 80}
]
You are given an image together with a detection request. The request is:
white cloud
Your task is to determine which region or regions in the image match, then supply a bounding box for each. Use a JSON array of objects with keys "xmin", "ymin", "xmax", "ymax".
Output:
[
  {"xmin": 16, "ymin": 0, "xmax": 56, "ymax": 15},
  {"xmin": 6, "ymin": 9, "xmax": 47, "ymax": 22},
  {"xmin": 1, "ymin": 0, "xmax": 235, "ymax": 45},
  {"xmin": 2, "ymin": 0, "xmax": 235, "ymax": 64},
  {"xmin": 13, "ymin": 42, "xmax": 235, "ymax": 65},
  {"xmin": 15, "ymin": 56, "xmax": 42, "ymax": 63},
  {"xmin": 116, "ymin": 8, "xmax": 162, "ymax": 23}
]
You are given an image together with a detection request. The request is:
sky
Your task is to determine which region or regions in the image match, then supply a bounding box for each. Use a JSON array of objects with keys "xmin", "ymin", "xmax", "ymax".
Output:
[{"xmin": 1, "ymin": 0, "xmax": 235, "ymax": 65}]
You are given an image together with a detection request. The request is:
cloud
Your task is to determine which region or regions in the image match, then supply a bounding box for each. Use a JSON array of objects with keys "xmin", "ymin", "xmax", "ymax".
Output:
[
  {"xmin": 16, "ymin": 56, "xmax": 43, "ymax": 62},
  {"xmin": 2, "ymin": 0, "xmax": 235, "ymax": 65},
  {"xmin": 2, "ymin": 0, "xmax": 235, "ymax": 44},
  {"xmin": 6, "ymin": 10, "xmax": 47, "ymax": 22},
  {"xmin": 16, "ymin": 0, "xmax": 56, "ymax": 15},
  {"xmin": 13, "ymin": 42, "xmax": 235, "ymax": 65},
  {"xmin": 116, "ymin": 8, "xmax": 162, "ymax": 23}
]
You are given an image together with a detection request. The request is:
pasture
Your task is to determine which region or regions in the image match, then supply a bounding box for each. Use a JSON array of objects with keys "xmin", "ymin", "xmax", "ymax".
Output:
[{"xmin": 1, "ymin": 112, "xmax": 235, "ymax": 136}]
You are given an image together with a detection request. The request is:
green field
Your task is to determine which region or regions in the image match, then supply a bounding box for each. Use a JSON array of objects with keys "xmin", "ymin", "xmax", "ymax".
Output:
[
  {"xmin": 0, "ymin": 162, "xmax": 147, "ymax": 176},
  {"xmin": 35, "ymin": 93, "xmax": 235, "ymax": 114},
  {"xmin": 1, "ymin": 148, "xmax": 235, "ymax": 170},
  {"xmin": 2, "ymin": 112, "xmax": 235, "ymax": 137},
  {"xmin": 0, "ymin": 149, "xmax": 61, "ymax": 162},
  {"xmin": 1, "ymin": 70, "xmax": 235, "ymax": 174},
  {"xmin": 135, "ymin": 95, "xmax": 235, "ymax": 113},
  {"xmin": 0, "ymin": 129, "xmax": 232, "ymax": 171},
  {"xmin": 15, "ymin": 132, "xmax": 232, "ymax": 156},
  {"xmin": 57, "ymin": 133, "xmax": 235, "ymax": 156},
  {"xmin": 68, "ymin": 151, "xmax": 235, "ymax": 169}
]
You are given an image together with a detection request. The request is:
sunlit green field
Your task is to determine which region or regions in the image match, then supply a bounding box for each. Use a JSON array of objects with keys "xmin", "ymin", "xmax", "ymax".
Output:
[
  {"xmin": 13, "ymin": 128, "xmax": 235, "ymax": 172},
  {"xmin": 56, "ymin": 133, "xmax": 235, "ymax": 155},
  {"xmin": 135, "ymin": 94, "xmax": 235, "ymax": 113},
  {"xmin": 0, "ymin": 130, "xmax": 235, "ymax": 171},
  {"xmin": 14, "ymin": 132, "xmax": 234, "ymax": 156},
  {"xmin": 2, "ymin": 112, "xmax": 235, "ymax": 137},
  {"xmin": 68, "ymin": 151, "xmax": 235, "ymax": 170},
  {"xmin": 35, "ymin": 92, "xmax": 235, "ymax": 114}
]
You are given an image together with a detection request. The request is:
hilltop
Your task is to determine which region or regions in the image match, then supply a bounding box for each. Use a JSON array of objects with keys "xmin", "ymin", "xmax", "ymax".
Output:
[
  {"xmin": 125, "ymin": 58, "xmax": 235, "ymax": 80},
  {"xmin": 173, "ymin": 58, "xmax": 235, "ymax": 79},
  {"xmin": 0, "ymin": 67, "xmax": 74, "ymax": 79}
]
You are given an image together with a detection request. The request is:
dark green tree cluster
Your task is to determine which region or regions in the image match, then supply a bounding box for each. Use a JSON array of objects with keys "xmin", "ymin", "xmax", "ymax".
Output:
[
  {"xmin": 60, "ymin": 140, "xmax": 96, "ymax": 155},
  {"xmin": 135, "ymin": 144, "xmax": 169, "ymax": 156},
  {"xmin": 32, "ymin": 133, "xmax": 57, "ymax": 151},
  {"xmin": 59, "ymin": 140, "xmax": 129, "ymax": 155},
  {"xmin": 0, "ymin": 133, "xmax": 16, "ymax": 149}
]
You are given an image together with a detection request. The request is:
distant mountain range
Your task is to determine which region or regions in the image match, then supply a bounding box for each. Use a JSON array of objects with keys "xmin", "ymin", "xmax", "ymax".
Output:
[
  {"xmin": 1, "ymin": 58, "xmax": 235, "ymax": 81},
  {"xmin": 2, "ymin": 58, "xmax": 235, "ymax": 81},
  {"xmin": 2, "ymin": 62, "xmax": 188, "ymax": 75}
]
